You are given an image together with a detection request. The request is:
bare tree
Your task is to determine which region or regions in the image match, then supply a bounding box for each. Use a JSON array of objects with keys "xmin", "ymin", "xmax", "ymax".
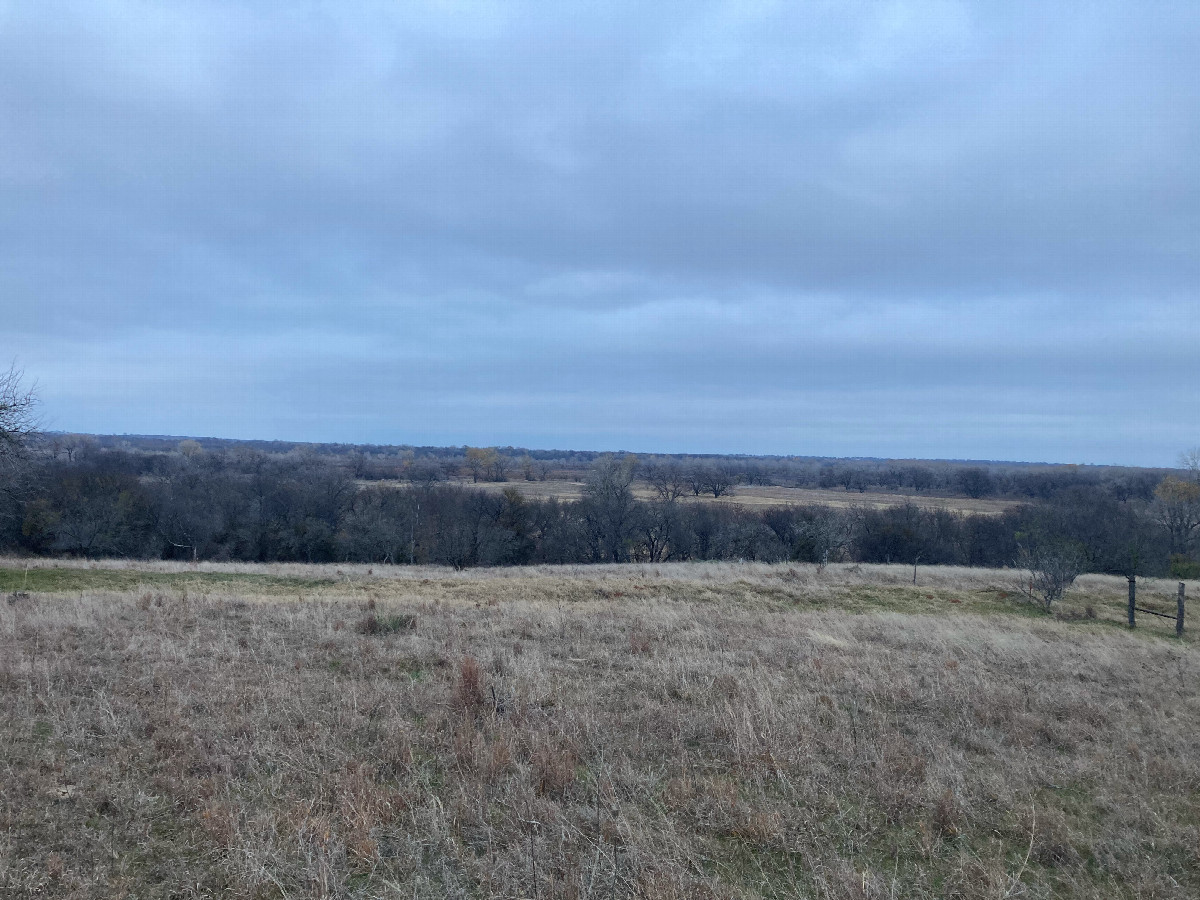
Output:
[
  {"xmin": 0, "ymin": 365, "xmax": 40, "ymax": 474},
  {"xmin": 908, "ymin": 466, "xmax": 935, "ymax": 492},
  {"xmin": 59, "ymin": 434, "xmax": 89, "ymax": 463},
  {"xmin": 519, "ymin": 454, "xmax": 535, "ymax": 481},
  {"xmin": 634, "ymin": 499, "xmax": 677, "ymax": 562},
  {"xmin": 464, "ymin": 447, "xmax": 495, "ymax": 483},
  {"xmin": 488, "ymin": 452, "xmax": 508, "ymax": 482},
  {"xmin": 956, "ymin": 466, "xmax": 994, "ymax": 499},
  {"xmin": 347, "ymin": 450, "xmax": 371, "ymax": 479},
  {"xmin": 1181, "ymin": 447, "xmax": 1200, "ymax": 482},
  {"xmin": 410, "ymin": 458, "xmax": 445, "ymax": 487},
  {"xmin": 704, "ymin": 463, "xmax": 738, "ymax": 498},
  {"xmin": 582, "ymin": 455, "xmax": 638, "ymax": 562},
  {"xmin": 1018, "ymin": 544, "xmax": 1084, "ymax": 608},
  {"xmin": 645, "ymin": 460, "xmax": 689, "ymax": 502},
  {"xmin": 1152, "ymin": 476, "xmax": 1200, "ymax": 555}
]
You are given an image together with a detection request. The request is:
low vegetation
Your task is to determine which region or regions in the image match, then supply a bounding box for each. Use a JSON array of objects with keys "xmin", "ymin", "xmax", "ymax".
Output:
[
  {"xmin": 5, "ymin": 416, "xmax": 1197, "ymax": 581},
  {"xmin": 3, "ymin": 561, "xmax": 1197, "ymax": 898},
  {"xmin": 2, "ymin": 438, "xmax": 1193, "ymax": 581}
]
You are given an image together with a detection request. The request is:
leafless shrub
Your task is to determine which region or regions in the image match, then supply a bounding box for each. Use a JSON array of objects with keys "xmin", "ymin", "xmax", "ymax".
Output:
[{"xmin": 1018, "ymin": 544, "xmax": 1085, "ymax": 607}]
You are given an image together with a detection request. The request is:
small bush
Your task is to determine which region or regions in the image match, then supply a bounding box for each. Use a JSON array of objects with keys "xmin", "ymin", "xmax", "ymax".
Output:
[
  {"xmin": 1169, "ymin": 555, "xmax": 1200, "ymax": 580},
  {"xmin": 1018, "ymin": 544, "xmax": 1085, "ymax": 608},
  {"xmin": 356, "ymin": 613, "xmax": 417, "ymax": 635}
]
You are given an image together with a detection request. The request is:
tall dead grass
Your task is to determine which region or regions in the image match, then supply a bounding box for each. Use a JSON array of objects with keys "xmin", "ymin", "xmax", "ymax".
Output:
[{"xmin": 1, "ymin": 565, "xmax": 1197, "ymax": 898}]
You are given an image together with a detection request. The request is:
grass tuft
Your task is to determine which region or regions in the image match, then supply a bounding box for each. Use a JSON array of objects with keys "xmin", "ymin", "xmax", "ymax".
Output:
[{"xmin": 356, "ymin": 612, "xmax": 417, "ymax": 635}]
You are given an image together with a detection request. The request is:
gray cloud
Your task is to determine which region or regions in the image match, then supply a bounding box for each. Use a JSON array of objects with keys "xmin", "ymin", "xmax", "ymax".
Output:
[{"xmin": 2, "ymin": 1, "xmax": 1198, "ymax": 464}]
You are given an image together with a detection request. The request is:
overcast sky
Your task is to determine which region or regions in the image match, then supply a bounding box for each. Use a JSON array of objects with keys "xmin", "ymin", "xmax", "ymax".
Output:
[{"xmin": 3, "ymin": 1, "xmax": 1197, "ymax": 465}]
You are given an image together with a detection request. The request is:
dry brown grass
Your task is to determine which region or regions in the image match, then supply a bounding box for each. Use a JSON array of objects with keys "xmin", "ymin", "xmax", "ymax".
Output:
[
  {"xmin": 2, "ymin": 556, "xmax": 1191, "ymax": 626},
  {"xmin": 2, "ymin": 561, "xmax": 1198, "ymax": 898},
  {"xmin": 378, "ymin": 478, "xmax": 1022, "ymax": 515}
]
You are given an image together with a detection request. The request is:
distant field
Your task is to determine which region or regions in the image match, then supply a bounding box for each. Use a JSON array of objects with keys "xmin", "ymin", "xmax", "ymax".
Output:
[
  {"xmin": 2, "ymin": 559, "xmax": 1196, "ymax": 898},
  {"xmin": 375, "ymin": 478, "xmax": 1022, "ymax": 515}
]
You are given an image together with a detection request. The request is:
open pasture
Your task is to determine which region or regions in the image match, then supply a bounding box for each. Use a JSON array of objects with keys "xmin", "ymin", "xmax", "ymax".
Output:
[
  {"xmin": 2, "ymin": 561, "xmax": 1197, "ymax": 899},
  {"xmin": 396, "ymin": 479, "xmax": 1022, "ymax": 516}
]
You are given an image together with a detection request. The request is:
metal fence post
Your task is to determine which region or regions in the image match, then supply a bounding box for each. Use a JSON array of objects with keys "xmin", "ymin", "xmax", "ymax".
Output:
[
  {"xmin": 1128, "ymin": 575, "xmax": 1136, "ymax": 628},
  {"xmin": 1178, "ymin": 582, "xmax": 1186, "ymax": 637}
]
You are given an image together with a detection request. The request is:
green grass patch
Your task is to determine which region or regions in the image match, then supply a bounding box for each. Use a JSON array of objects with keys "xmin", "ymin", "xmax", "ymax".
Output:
[{"xmin": 0, "ymin": 565, "xmax": 335, "ymax": 596}]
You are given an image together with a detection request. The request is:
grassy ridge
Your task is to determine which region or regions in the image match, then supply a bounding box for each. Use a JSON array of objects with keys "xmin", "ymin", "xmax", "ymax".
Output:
[{"xmin": 1, "ymin": 560, "xmax": 1190, "ymax": 634}]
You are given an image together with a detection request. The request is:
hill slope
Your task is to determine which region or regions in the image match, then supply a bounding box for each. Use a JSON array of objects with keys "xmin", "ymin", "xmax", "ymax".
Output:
[{"xmin": 2, "ymin": 562, "xmax": 1197, "ymax": 898}]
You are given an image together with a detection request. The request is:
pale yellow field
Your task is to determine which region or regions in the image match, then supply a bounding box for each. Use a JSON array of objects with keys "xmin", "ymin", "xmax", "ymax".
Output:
[{"xmin": 371, "ymin": 478, "xmax": 1021, "ymax": 515}]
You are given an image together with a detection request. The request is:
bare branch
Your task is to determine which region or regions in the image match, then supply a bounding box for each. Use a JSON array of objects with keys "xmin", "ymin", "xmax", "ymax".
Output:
[{"xmin": 0, "ymin": 363, "xmax": 41, "ymax": 470}]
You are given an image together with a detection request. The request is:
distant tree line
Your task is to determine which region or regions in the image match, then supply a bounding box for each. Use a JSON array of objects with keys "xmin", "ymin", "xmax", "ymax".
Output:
[
  {"xmin": 63, "ymin": 433, "xmax": 1171, "ymax": 503},
  {"xmin": 2, "ymin": 433, "xmax": 1197, "ymax": 579}
]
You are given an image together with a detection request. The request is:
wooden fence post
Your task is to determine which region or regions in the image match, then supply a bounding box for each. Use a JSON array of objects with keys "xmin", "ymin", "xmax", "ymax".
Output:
[
  {"xmin": 1127, "ymin": 575, "xmax": 1136, "ymax": 628},
  {"xmin": 1178, "ymin": 582, "xmax": 1186, "ymax": 637}
]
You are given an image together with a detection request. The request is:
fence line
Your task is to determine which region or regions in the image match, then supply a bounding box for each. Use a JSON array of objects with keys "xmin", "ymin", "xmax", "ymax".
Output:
[{"xmin": 1127, "ymin": 578, "xmax": 1185, "ymax": 636}]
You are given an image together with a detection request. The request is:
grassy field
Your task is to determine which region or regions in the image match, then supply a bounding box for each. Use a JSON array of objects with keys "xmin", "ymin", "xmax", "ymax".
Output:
[
  {"xmin": 2, "ymin": 560, "xmax": 1197, "ymax": 899},
  {"xmin": 373, "ymin": 478, "xmax": 1021, "ymax": 516}
]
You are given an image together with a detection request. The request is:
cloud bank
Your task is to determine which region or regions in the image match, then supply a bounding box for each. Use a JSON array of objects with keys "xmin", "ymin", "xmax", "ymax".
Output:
[{"xmin": 3, "ymin": 1, "xmax": 1197, "ymax": 464}]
